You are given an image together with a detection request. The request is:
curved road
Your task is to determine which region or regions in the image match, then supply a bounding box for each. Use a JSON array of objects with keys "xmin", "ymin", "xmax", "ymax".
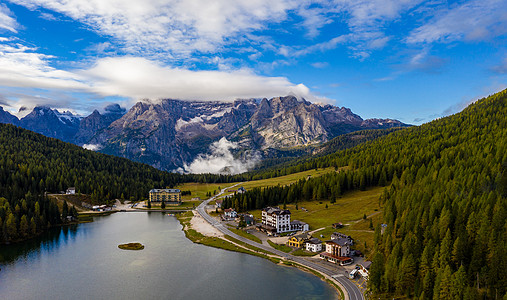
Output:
[{"xmin": 196, "ymin": 186, "xmax": 364, "ymax": 300}]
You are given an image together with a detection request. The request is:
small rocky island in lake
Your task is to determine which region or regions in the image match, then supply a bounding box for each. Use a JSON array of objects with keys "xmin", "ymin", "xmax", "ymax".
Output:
[{"xmin": 118, "ymin": 243, "xmax": 144, "ymax": 250}]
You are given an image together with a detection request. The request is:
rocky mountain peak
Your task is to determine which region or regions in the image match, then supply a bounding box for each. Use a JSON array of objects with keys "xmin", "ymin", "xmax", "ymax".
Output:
[
  {"xmin": 0, "ymin": 106, "xmax": 19, "ymax": 125},
  {"xmin": 18, "ymin": 106, "xmax": 80, "ymax": 142},
  {"xmin": 0, "ymin": 97, "xmax": 409, "ymax": 171}
]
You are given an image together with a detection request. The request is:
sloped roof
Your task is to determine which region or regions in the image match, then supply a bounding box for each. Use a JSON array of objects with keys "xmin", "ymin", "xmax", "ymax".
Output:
[
  {"xmin": 307, "ymin": 237, "xmax": 322, "ymax": 244},
  {"xmin": 361, "ymin": 261, "xmax": 372, "ymax": 269},
  {"xmin": 327, "ymin": 237, "xmax": 350, "ymax": 247},
  {"xmin": 263, "ymin": 206, "xmax": 291, "ymax": 215},
  {"xmin": 149, "ymin": 189, "xmax": 181, "ymax": 193}
]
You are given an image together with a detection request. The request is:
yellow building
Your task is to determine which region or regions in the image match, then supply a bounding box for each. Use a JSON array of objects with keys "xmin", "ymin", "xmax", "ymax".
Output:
[
  {"xmin": 287, "ymin": 233, "xmax": 310, "ymax": 248},
  {"xmin": 149, "ymin": 189, "xmax": 181, "ymax": 203}
]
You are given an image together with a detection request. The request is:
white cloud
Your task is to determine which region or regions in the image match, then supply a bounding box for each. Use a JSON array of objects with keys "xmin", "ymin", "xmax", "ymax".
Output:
[
  {"xmin": 280, "ymin": 35, "xmax": 350, "ymax": 58},
  {"xmin": 407, "ymin": 0, "xmax": 507, "ymax": 44},
  {"xmin": 38, "ymin": 12, "xmax": 59, "ymax": 21},
  {"xmin": 179, "ymin": 137, "xmax": 261, "ymax": 174},
  {"xmin": 311, "ymin": 62, "xmax": 329, "ymax": 68},
  {"xmin": 9, "ymin": 0, "xmax": 295, "ymax": 57},
  {"xmin": 82, "ymin": 144, "xmax": 102, "ymax": 151},
  {"xmin": 325, "ymin": 0, "xmax": 423, "ymax": 57},
  {"xmin": 5, "ymin": 0, "xmax": 428, "ymax": 60},
  {"xmin": 273, "ymin": 0, "xmax": 422, "ymax": 58},
  {"xmin": 83, "ymin": 56, "xmax": 321, "ymax": 102},
  {"xmin": 0, "ymin": 40, "xmax": 326, "ymax": 110},
  {"xmin": 0, "ymin": 4, "xmax": 18, "ymax": 33},
  {"xmin": 0, "ymin": 43, "xmax": 88, "ymax": 90},
  {"xmin": 491, "ymin": 56, "xmax": 507, "ymax": 74}
]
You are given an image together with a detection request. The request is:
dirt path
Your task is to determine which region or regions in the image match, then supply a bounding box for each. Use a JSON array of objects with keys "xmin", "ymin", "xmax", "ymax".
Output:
[
  {"xmin": 351, "ymin": 210, "xmax": 382, "ymax": 224},
  {"xmin": 309, "ymin": 227, "xmax": 326, "ymax": 234}
]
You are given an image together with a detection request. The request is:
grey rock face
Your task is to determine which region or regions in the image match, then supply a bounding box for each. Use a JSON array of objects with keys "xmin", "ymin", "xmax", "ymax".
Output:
[
  {"xmin": 89, "ymin": 96, "xmax": 408, "ymax": 170},
  {"xmin": 2, "ymin": 97, "xmax": 408, "ymax": 171},
  {"xmin": 0, "ymin": 106, "xmax": 19, "ymax": 125},
  {"xmin": 19, "ymin": 106, "xmax": 81, "ymax": 143},
  {"xmin": 74, "ymin": 104, "xmax": 126, "ymax": 144}
]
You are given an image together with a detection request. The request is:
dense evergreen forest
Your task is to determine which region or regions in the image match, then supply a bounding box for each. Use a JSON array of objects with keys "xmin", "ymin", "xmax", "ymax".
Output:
[
  {"xmin": 0, "ymin": 124, "xmax": 241, "ymax": 243},
  {"xmin": 224, "ymin": 89, "xmax": 507, "ymax": 299},
  {"xmin": 250, "ymin": 128, "xmax": 403, "ymax": 173},
  {"xmin": 0, "ymin": 121, "xmax": 397, "ymax": 244}
]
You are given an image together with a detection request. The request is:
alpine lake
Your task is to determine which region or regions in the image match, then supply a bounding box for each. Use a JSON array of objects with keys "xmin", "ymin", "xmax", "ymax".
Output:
[{"xmin": 0, "ymin": 212, "xmax": 337, "ymax": 300}]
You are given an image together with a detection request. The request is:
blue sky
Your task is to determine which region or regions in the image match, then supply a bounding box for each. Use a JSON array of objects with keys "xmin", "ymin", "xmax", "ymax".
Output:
[{"xmin": 0, "ymin": 0, "xmax": 505, "ymax": 124}]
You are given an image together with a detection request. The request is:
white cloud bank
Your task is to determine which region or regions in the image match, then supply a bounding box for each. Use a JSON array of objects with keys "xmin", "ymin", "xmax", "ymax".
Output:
[
  {"xmin": 0, "ymin": 42, "xmax": 326, "ymax": 111},
  {"xmin": 84, "ymin": 56, "xmax": 318, "ymax": 102},
  {"xmin": 178, "ymin": 138, "xmax": 260, "ymax": 175},
  {"xmin": 0, "ymin": 4, "xmax": 18, "ymax": 33},
  {"xmin": 0, "ymin": 0, "xmax": 435, "ymax": 60},
  {"xmin": 9, "ymin": 0, "xmax": 293, "ymax": 57},
  {"xmin": 407, "ymin": 0, "xmax": 507, "ymax": 44},
  {"xmin": 0, "ymin": 43, "xmax": 87, "ymax": 90}
]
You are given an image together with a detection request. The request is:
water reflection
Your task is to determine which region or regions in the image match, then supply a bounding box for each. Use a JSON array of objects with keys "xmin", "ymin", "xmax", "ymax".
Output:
[
  {"xmin": 0, "ymin": 224, "xmax": 79, "ymax": 265},
  {"xmin": 0, "ymin": 213, "xmax": 336, "ymax": 300}
]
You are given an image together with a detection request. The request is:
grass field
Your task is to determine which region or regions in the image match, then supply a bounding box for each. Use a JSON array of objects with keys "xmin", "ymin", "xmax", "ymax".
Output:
[
  {"xmin": 175, "ymin": 167, "xmax": 339, "ymax": 201},
  {"xmin": 175, "ymin": 212, "xmax": 277, "ymax": 262},
  {"xmin": 150, "ymin": 200, "xmax": 201, "ymax": 209},
  {"xmin": 175, "ymin": 168, "xmax": 384, "ymax": 258},
  {"xmin": 174, "ymin": 182, "xmax": 226, "ymax": 200},
  {"xmin": 291, "ymin": 249, "xmax": 318, "ymax": 257},
  {"xmin": 237, "ymin": 167, "xmax": 340, "ymax": 193},
  {"xmin": 267, "ymin": 240, "xmax": 292, "ymax": 253},
  {"xmin": 228, "ymin": 227, "xmax": 262, "ymax": 243},
  {"xmin": 49, "ymin": 194, "xmax": 91, "ymax": 211},
  {"xmin": 250, "ymin": 186, "xmax": 383, "ymax": 224},
  {"xmin": 249, "ymin": 186, "xmax": 384, "ymax": 258}
]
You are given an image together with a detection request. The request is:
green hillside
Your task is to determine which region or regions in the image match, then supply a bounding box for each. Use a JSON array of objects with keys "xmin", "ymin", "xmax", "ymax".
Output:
[
  {"xmin": 225, "ymin": 89, "xmax": 507, "ymax": 299},
  {"xmin": 0, "ymin": 124, "xmax": 237, "ymax": 243},
  {"xmin": 251, "ymin": 127, "xmax": 403, "ymax": 173}
]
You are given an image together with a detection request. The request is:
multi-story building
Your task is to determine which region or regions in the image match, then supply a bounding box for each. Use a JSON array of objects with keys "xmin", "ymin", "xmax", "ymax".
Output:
[
  {"xmin": 261, "ymin": 207, "xmax": 292, "ymax": 233},
  {"xmin": 149, "ymin": 189, "xmax": 181, "ymax": 203},
  {"xmin": 306, "ymin": 238, "xmax": 323, "ymax": 252},
  {"xmin": 319, "ymin": 238, "xmax": 354, "ymax": 266},
  {"xmin": 291, "ymin": 220, "xmax": 309, "ymax": 232},
  {"xmin": 259, "ymin": 207, "xmax": 309, "ymax": 234},
  {"xmin": 319, "ymin": 237, "xmax": 353, "ymax": 265},
  {"xmin": 287, "ymin": 233, "xmax": 310, "ymax": 248},
  {"xmin": 325, "ymin": 238, "xmax": 351, "ymax": 257},
  {"xmin": 358, "ymin": 261, "xmax": 372, "ymax": 279},
  {"xmin": 224, "ymin": 208, "xmax": 237, "ymax": 218},
  {"xmin": 331, "ymin": 232, "xmax": 354, "ymax": 246}
]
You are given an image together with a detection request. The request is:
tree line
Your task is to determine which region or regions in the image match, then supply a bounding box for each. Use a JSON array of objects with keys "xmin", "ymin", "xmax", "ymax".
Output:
[
  {"xmin": 0, "ymin": 124, "xmax": 239, "ymax": 243},
  {"xmin": 226, "ymin": 89, "xmax": 506, "ymax": 299}
]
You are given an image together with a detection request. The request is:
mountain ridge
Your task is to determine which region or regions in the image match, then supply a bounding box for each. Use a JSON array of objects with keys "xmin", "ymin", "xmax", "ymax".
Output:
[{"xmin": 0, "ymin": 96, "xmax": 409, "ymax": 171}]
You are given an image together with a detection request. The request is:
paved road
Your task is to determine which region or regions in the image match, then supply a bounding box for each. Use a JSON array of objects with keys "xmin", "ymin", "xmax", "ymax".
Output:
[{"xmin": 196, "ymin": 186, "xmax": 364, "ymax": 300}]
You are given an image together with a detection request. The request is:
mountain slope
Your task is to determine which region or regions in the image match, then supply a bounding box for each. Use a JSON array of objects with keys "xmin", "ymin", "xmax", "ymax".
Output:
[
  {"xmin": 74, "ymin": 104, "xmax": 126, "ymax": 144},
  {"xmin": 0, "ymin": 123, "xmax": 238, "ymax": 244},
  {"xmin": 224, "ymin": 89, "xmax": 507, "ymax": 298},
  {"xmin": 250, "ymin": 127, "xmax": 404, "ymax": 174},
  {"xmin": 18, "ymin": 106, "xmax": 81, "ymax": 143},
  {"xmin": 0, "ymin": 97, "xmax": 408, "ymax": 172},
  {"xmin": 91, "ymin": 96, "xmax": 408, "ymax": 170},
  {"xmin": 0, "ymin": 106, "xmax": 19, "ymax": 125}
]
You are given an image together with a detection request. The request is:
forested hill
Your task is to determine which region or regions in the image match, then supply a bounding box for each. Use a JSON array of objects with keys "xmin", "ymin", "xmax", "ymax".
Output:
[
  {"xmin": 0, "ymin": 124, "xmax": 237, "ymax": 243},
  {"xmin": 224, "ymin": 89, "xmax": 506, "ymax": 298},
  {"xmin": 367, "ymin": 90, "xmax": 507, "ymax": 299},
  {"xmin": 250, "ymin": 127, "xmax": 403, "ymax": 178}
]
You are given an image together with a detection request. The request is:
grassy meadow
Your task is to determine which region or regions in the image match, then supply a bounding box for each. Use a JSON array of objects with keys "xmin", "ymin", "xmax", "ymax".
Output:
[{"xmin": 175, "ymin": 167, "xmax": 339, "ymax": 201}]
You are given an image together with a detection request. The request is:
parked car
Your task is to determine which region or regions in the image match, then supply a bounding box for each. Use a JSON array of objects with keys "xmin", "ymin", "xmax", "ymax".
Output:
[{"xmin": 349, "ymin": 269, "xmax": 358, "ymax": 279}]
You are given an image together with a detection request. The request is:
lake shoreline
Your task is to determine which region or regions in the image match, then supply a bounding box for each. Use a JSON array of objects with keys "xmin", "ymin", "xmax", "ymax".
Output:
[
  {"xmin": 1, "ymin": 212, "xmax": 337, "ymax": 299},
  {"xmin": 176, "ymin": 210, "xmax": 343, "ymax": 299}
]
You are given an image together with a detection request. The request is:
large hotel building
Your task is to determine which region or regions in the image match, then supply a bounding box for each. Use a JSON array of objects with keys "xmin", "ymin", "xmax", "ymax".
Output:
[{"xmin": 149, "ymin": 189, "xmax": 181, "ymax": 203}]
